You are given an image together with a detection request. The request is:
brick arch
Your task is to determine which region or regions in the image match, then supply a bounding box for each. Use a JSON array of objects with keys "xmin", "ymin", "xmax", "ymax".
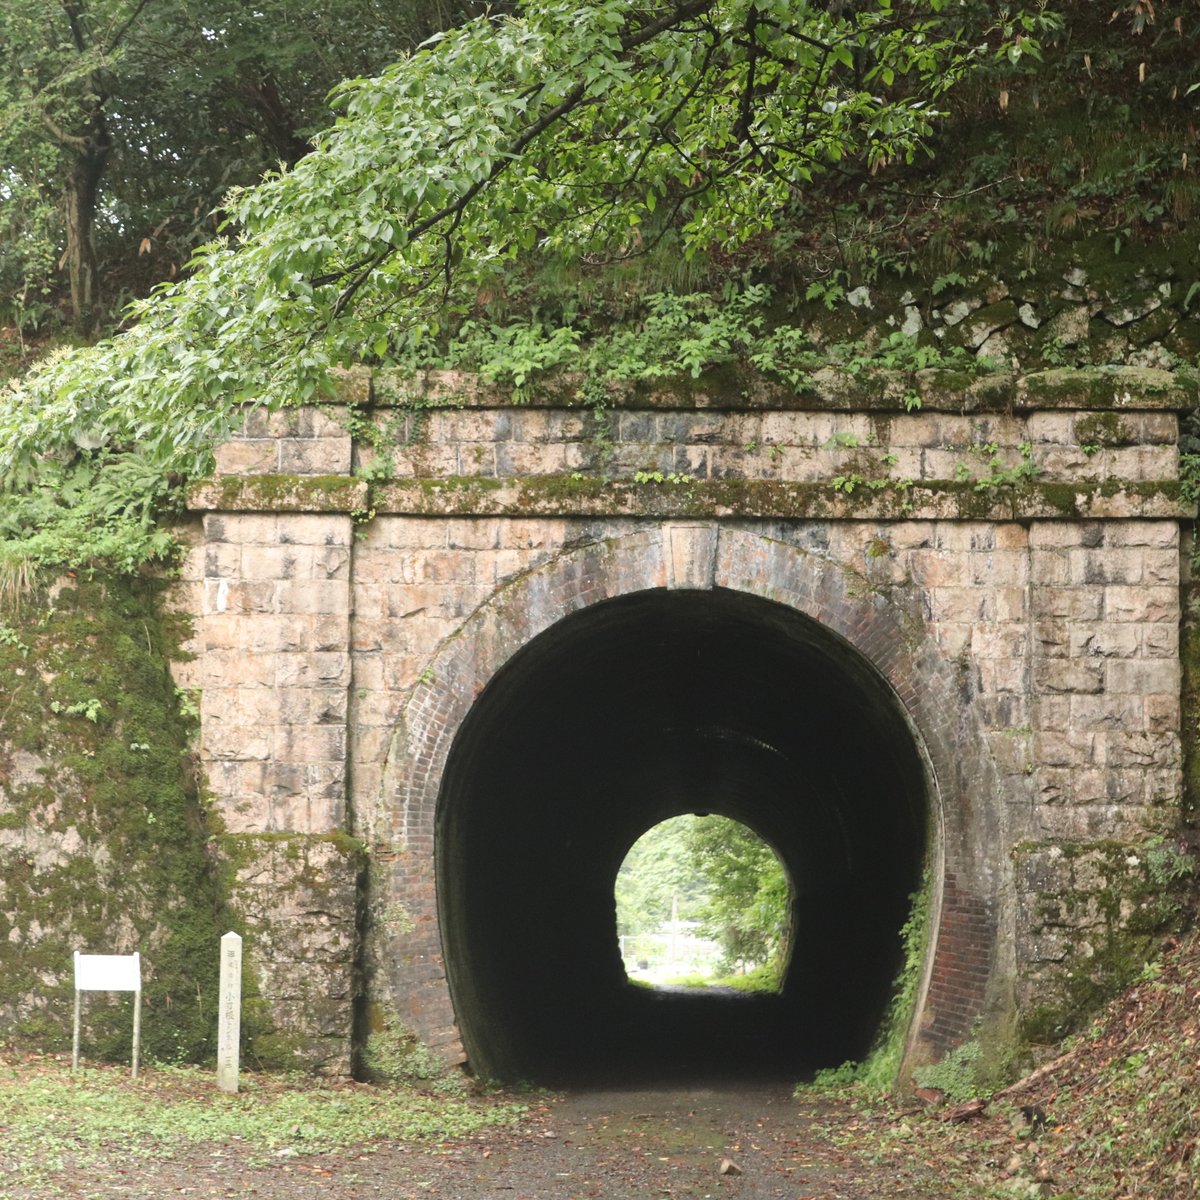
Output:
[{"xmin": 382, "ymin": 522, "xmax": 1006, "ymax": 1071}]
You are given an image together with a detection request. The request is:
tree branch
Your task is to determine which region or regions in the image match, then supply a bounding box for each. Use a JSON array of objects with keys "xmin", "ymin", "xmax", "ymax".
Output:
[
  {"xmin": 39, "ymin": 108, "xmax": 90, "ymax": 153},
  {"xmin": 317, "ymin": 0, "xmax": 717, "ymax": 302},
  {"xmin": 105, "ymin": 0, "xmax": 153, "ymax": 55}
]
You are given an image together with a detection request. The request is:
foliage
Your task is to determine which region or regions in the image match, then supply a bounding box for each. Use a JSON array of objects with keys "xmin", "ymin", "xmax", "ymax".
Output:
[
  {"xmin": 685, "ymin": 814, "xmax": 789, "ymax": 974},
  {"xmin": 912, "ymin": 1040, "xmax": 982, "ymax": 1103},
  {"xmin": 615, "ymin": 813, "xmax": 789, "ymax": 982},
  {"xmin": 664, "ymin": 960, "xmax": 781, "ymax": 993},
  {"xmin": 0, "ymin": 0, "xmax": 1053, "ymax": 574},
  {"xmin": 362, "ymin": 1018, "xmax": 468, "ymax": 1094},
  {"xmin": 614, "ymin": 815, "xmax": 706, "ymax": 937},
  {"xmin": 818, "ymin": 928, "xmax": 1200, "ymax": 1199},
  {"xmin": 0, "ymin": 451, "xmax": 180, "ymax": 577},
  {"xmin": 0, "ymin": 0, "xmax": 493, "ymax": 329}
]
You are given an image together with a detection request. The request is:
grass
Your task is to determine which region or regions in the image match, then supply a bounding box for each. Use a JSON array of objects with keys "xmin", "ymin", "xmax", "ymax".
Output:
[
  {"xmin": 0, "ymin": 1055, "xmax": 525, "ymax": 1196},
  {"xmin": 659, "ymin": 961, "xmax": 782, "ymax": 994}
]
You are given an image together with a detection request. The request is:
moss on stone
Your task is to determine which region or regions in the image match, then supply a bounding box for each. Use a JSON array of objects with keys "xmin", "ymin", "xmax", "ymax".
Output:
[
  {"xmin": 199, "ymin": 473, "xmax": 366, "ymax": 513},
  {"xmin": 1074, "ymin": 411, "xmax": 1133, "ymax": 448},
  {"xmin": 0, "ymin": 577, "xmax": 230, "ymax": 1065},
  {"xmin": 1180, "ymin": 568, "xmax": 1200, "ymax": 832},
  {"xmin": 1012, "ymin": 839, "xmax": 1192, "ymax": 1046},
  {"xmin": 1020, "ymin": 366, "xmax": 1185, "ymax": 409}
]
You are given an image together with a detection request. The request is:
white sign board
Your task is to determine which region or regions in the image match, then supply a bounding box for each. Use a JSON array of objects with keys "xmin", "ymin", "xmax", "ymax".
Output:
[
  {"xmin": 74, "ymin": 952, "xmax": 141, "ymax": 992},
  {"xmin": 73, "ymin": 951, "xmax": 142, "ymax": 1078}
]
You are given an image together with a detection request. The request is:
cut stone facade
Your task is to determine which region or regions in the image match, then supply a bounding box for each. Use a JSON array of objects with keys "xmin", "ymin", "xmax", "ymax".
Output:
[{"xmin": 175, "ymin": 366, "xmax": 1193, "ymax": 1074}]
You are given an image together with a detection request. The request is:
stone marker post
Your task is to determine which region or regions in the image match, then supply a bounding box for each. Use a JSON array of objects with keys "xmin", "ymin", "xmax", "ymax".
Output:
[{"xmin": 217, "ymin": 931, "xmax": 242, "ymax": 1093}]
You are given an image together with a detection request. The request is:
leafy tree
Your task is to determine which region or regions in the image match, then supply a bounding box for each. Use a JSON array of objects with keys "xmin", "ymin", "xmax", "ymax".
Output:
[
  {"xmin": 0, "ymin": 0, "xmax": 493, "ymax": 330},
  {"xmin": 615, "ymin": 814, "xmax": 789, "ymax": 979},
  {"xmin": 615, "ymin": 815, "xmax": 705, "ymax": 938},
  {"xmin": 0, "ymin": 0, "xmax": 1054, "ymax": 570},
  {"xmin": 686, "ymin": 815, "xmax": 789, "ymax": 972}
]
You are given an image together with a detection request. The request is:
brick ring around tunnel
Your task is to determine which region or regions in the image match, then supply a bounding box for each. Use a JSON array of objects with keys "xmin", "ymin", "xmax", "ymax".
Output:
[{"xmin": 381, "ymin": 524, "xmax": 1006, "ymax": 1084}]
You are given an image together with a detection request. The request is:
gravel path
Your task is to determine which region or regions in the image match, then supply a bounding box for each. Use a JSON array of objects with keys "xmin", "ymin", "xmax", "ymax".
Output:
[{"xmin": 72, "ymin": 1081, "xmax": 947, "ymax": 1200}]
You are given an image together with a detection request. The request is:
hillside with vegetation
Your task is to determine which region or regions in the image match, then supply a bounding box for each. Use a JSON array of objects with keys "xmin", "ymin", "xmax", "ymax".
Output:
[{"xmin": 0, "ymin": 0, "xmax": 1198, "ymax": 1130}]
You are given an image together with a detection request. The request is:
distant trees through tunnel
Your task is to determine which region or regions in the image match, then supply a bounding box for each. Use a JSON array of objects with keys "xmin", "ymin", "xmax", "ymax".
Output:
[
  {"xmin": 615, "ymin": 814, "xmax": 792, "ymax": 991},
  {"xmin": 435, "ymin": 588, "xmax": 932, "ymax": 1085}
]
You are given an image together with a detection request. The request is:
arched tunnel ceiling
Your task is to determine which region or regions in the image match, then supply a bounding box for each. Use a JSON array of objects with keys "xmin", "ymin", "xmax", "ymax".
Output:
[{"xmin": 436, "ymin": 587, "xmax": 931, "ymax": 1085}]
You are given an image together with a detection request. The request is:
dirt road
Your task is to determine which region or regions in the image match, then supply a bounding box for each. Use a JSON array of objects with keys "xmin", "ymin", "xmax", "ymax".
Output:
[{"xmin": 83, "ymin": 1081, "xmax": 947, "ymax": 1200}]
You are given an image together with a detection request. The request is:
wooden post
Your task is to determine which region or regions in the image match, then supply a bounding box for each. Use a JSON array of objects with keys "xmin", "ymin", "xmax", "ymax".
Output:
[
  {"xmin": 131, "ymin": 983, "xmax": 141, "ymax": 1081},
  {"xmin": 216, "ymin": 932, "xmax": 242, "ymax": 1093},
  {"xmin": 72, "ymin": 984, "xmax": 82, "ymax": 1071}
]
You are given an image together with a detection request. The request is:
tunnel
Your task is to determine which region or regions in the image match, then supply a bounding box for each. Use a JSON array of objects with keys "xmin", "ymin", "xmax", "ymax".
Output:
[{"xmin": 435, "ymin": 587, "xmax": 932, "ymax": 1085}]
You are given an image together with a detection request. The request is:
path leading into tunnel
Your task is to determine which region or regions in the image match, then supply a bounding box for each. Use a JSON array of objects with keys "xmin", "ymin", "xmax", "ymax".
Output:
[{"xmin": 103, "ymin": 1080, "xmax": 949, "ymax": 1199}]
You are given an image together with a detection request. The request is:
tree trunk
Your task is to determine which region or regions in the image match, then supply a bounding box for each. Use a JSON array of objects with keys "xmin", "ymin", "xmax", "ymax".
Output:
[{"xmin": 64, "ymin": 130, "xmax": 110, "ymax": 331}]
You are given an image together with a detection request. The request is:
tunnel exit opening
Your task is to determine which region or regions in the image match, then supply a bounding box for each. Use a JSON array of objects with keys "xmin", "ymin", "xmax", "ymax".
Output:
[
  {"xmin": 435, "ymin": 588, "xmax": 933, "ymax": 1085},
  {"xmin": 615, "ymin": 813, "xmax": 793, "ymax": 993}
]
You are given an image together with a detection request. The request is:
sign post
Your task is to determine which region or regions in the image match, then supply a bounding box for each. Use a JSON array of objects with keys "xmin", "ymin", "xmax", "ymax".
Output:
[
  {"xmin": 216, "ymin": 931, "xmax": 242, "ymax": 1093},
  {"xmin": 73, "ymin": 951, "xmax": 141, "ymax": 1078}
]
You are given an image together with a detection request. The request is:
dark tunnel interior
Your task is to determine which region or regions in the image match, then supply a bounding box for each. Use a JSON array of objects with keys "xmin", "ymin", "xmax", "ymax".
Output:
[{"xmin": 435, "ymin": 588, "xmax": 931, "ymax": 1085}]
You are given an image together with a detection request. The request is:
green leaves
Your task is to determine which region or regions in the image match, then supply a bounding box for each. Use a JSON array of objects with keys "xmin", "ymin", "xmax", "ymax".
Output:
[{"xmin": 0, "ymin": 0, "xmax": 1057, "ymax": 572}]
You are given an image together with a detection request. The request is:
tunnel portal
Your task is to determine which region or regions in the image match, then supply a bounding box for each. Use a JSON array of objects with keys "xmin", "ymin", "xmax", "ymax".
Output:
[{"xmin": 436, "ymin": 588, "xmax": 932, "ymax": 1085}]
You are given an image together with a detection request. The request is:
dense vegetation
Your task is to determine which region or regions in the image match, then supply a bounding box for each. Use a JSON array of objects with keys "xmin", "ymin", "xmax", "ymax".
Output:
[
  {"xmin": 0, "ymin": 0, "xmax": 1071, "ymax": 581},
  {"xmin": 615, "ymin": 814, "xmax": 789, "ymax": 979},
  {"xmin": 0, "ymin": 0, "xmax": 494, "ymax": 335}
]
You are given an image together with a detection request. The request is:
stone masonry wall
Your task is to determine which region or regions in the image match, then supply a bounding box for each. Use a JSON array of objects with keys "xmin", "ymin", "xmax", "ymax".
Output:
[{"xmin": 180, "ymin": 364, "xmax": 1192, "ymax": 1071}]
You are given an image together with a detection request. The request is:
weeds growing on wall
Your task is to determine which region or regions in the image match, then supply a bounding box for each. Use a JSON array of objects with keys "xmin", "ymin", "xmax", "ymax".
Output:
[{"xmin": 807, "ymin": 872, "xmax": 932, "ymax": 1093}]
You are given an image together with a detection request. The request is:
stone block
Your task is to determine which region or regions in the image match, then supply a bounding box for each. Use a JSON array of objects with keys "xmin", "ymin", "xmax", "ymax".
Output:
[
  {"xmin": 1069, "ymin": 624, "xmax": 1140, "ymax": 659},
  {"xmin": 978, "ymin": 658, "xmax": 1027, "ymax": 694},
  {"xmin": 214, "ymin": 439, "xmax": 278, "ymax": 475},
  {"xmin": 241, "ymin": 545, "xmax": 308, "ymax": 582},
  {"xmin": 656, "ymin": 412, "xmax": 728, "ymax": 443},
  {"xmin": 617, "ymin": 411, "xmax": 656, "ymax": 443},
  {"xmin": 1069, "ymin": 694, "xmax": 1145, "ymax": 732},
  {"xmin": 311, "ymin": 613, "xmax": 351, "ymax": 652},
  {"xmin": 1025, "ymin": 412, "xmax": 1076, "ymax": 444},
  {"xmin": 1034, "ymin": 730, "xmax": 1101, "ymax": 768},
  {"xmin": 496, "ymin": 442, "xmax": 568, "ymax": 475},
  {"xmin": 204, "ymin": 542, "xmax": 243, "ymax": 580},
  {"xmin": 199, "ymin": 649, "xmax": 276, "ymax": 688},
  {"xmin": 275, "ymin": 651, "xmax": 352, "ymax": 688},
  {"xmin": 1033, "ymin": 446, "xmax": 1091, "ymax": 476},
  {"xmin": 1104, "ymin": 658, "xmax": 1178, "ymax": 696},
  {"xmin": 1075, "ymin": 547, "xmax": 1144, "ymax": 585},
  {"xmin": 201, "ymin": 613, "xmax": 242, "ymax": 653},
  {"xmin": 1104, "ymin": 586, "xmax": 1177, "ymax": 623},
  {"xmin": 969, "ymin": 550, "xmax": 1029, "ymax": 587},
  {"xmin": 1142, "ymin": 622, "xmax": 1180, "ymax": 658},
  {"xmin": 929, "ymin": 587, "xmax": 990, "ymax": 623},
  {"xmin": 1029, "ymin": 523, "xmax": 1087, "ymax": 549},
  {"xmin": 1142, "ymin": 548, "xmax": 1181, "ymax": 586},
  {"xmin": 248, "ymin": 615, "xmax": 311, "ymax": 653},
  {"xmin": 314, "ymin": 544, "xmax": 352, "ymax": 580},
  {"xmin": 271, "ymin": 579, "xmax": 350, "ymax": 617},
  {"xmin": 1145, "ymin": 694, "xmax": 1182, "ymax": 733},
  {"xmin": 1032, "ymin": 696, "xmax": 1071, "ymax": 732},
  {"xmin": 202, "ymin": 720, "xmax": 272, "ymax": 761},
  {"xmin": 456, "ymin": 443, "xmax": 500, "ymax": 474},
  {"xmin": 1103, "ymin": 731, "xmax": 1179, "ymax": 770},
  {"xmin": 1032, "ymin": 588, "xmax": 1103, "ymax": 621},
  {"xmin": 275, "ymin": 723, "xmax": 347, "ymax": 765}
]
